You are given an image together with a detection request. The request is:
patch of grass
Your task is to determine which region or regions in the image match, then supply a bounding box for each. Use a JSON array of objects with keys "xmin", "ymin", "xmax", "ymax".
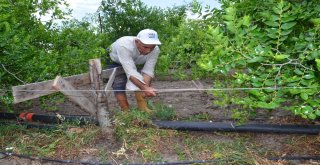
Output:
[
  {"xmin": 187, "ymin": 112, "xmax": 210, "ymax": 121},
  {"xmin": 113, "ymin": 109, "xmax": 180, "ymax": 162},
  {"xmin": 39, "ymin": 93, "xmax": 65, "ymax": 112},
  {"xmin": 113, "ymin": 109, "xmax": 152, "ymax": 139},
  {"xmin": 98, "ymin": 147, "xmax": 109, "ymax": 164},
  {"xmin": 231, "ymin": 108, "xmax": 252, "ymax": 125},
  {"xmin": 112, "ymin": 108, "xmax": 269, "ymax": 164},
  {"xmin": 0, "ymin": 123, "xmax": 100, "ymax": 158},
  {"xmin": 150, "ymin": 103, "xmax": 176, "ymax": 120},
  {"xmin": 178, "ymin": 134, "xmax": 261, "ymax": 164}
]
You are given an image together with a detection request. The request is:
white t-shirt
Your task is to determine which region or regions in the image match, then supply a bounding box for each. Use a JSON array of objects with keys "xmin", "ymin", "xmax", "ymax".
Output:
[{"xmin": 109, "ymin": 36, "xmax": 160, "ymax": 90}]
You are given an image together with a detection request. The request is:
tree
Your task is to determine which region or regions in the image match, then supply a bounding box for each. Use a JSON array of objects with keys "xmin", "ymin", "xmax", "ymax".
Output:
[
  {"xmin": 195, "ymin": 0, "xmax": 320, "ymax": 120},
  {"xmin": 99, "ymin": 0, "xmax": 187, "ymax": 45},
  {"xmin": 0, "ymin": 0, "xmax": 107, "ymax": 109}
]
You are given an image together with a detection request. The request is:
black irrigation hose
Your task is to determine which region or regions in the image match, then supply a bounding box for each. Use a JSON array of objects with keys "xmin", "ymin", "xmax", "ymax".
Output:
[
  {"xmin": 0, "ymin": 112, "xmax": 16, "ymax": 119},
  {"xmin": 0, "ymin": 121, "xmax": 57, "ymax": 130},
  {"xmin": 152, "ymin": 121, "xmax": 320, "ymax": 135},
  {"xmin": 128, "ymin": 160, "xmax": 217, "ymax": 165},
  {"xmin": 31, "ymin": 114, "xmax": 98, "ymax": 125},
  {"xmin": 0, "ymin": 112, "xmax": 98, "ymax": 125},
  {"xmin": 269, "ymin": 156, "xmax": 320, "ymax": 161},
  {"xmin": 2, "ymin": 112, "xmax": 319, "ymax": 134}
]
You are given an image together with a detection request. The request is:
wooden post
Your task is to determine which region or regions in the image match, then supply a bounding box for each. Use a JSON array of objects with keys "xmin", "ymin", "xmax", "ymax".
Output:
[{"xmin": 89, "ymin": 59, "xmax": 112, "ymax": 133}]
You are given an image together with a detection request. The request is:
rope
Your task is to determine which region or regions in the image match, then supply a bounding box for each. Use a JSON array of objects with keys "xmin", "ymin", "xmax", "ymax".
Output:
[{"xmin": 1, "ymin": 86, "xmax": 320, "ymax": 93}]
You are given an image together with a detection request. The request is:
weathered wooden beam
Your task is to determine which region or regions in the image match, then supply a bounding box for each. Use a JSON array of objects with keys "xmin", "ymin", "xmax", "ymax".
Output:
[
  {"xmin": 11, "ymin": 66, "xmax": 124, "ymax": 104},
  {"xmin": 104, "ymin": 67, "xmax": 117, "ymax": 97},
  {"xmin": 52, "ymin": 76, "xmax": 96, "ymax": 116},
  {"xmin": 12, "ymin": 73, "xmax": 91, "ymax": 103},
  {"xmin": 101, "ymin": 66, "xmax": 124, "ymax": 79}
]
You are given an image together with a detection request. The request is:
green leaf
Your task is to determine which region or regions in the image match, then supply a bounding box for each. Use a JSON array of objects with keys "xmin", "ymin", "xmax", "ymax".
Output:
[
  {"xmin": 311, "ymin": 51, "xmax": 320, "ymax": 59},
  {"xmin": 225, "ymin": 7, "xmax": 236, "ymax": 15},
  {"xmin": 254, "ymin": 45, "xmax": 265, "ymax": 55},
  {"xmin": 256, "ymin": 101, "xmax": 279, "ymax": 109},
  {"xmin": 279, "ymin": 36, "xmax": 288, "ymax": 41},
  {"xmin": 247, "ymin": 57, "xmax": 264, "ymax": 63},
  {"xmin": 315, "ymin": 59, "xmax": 320, "ymax": 71},
  {"xmin": 236, "ymin": 78, "xmax": 244, "ymax": 84},
  {"xmin": 282, "ymin": 15, "xmax": 296, "ymax": 23},
  {"xmin": 223, "ymin": 15, "xmax": 234, "ymax": 21},
  {"xmin": 269, "ymin": 14, "xmax": 280, "ymax": 21},
  {"xmin": 252, "ymin": 82, "xmax": 262, "ymax": 87},
  {"xmin": 281, "ymin": 22, "xmax": 297, "ymax": 30},
  {"xmin": 293, "ymin": 69, "xmax": 303, "ymax": 75},
  {"xmin": 266, "ymin": 28, "xmax": 278, "ymax": 39},
  {"xmin": 315, "ymin": 110, "xmax": 320, "ymax": 116},
  {"xmin": 264, "ymin": 80, "xmax": 275, "ymax": 86},
  {"xmin": 308, "ymin": 113, "xmax": 317, "ymax": 120},
  {"xmin": 225, "ymin": 22, "xmax": 236, "ymax": 33},
  {"xmin": 272, "ymin": 6, "xmax": 281, "ymax": 14},
  {"xmin": 210, "ymin": 26, "xmax": 220, "ymax": 36},
  {"xmin": 280, "ymin": 29, "xmax": 292, "ymax": 36},
  {"xmin": 302, "ymin": 106, "xmax": 313, "ymax": 114},
  {"xmin": 289, "ymin": 88, "xmax": 300, "ymax": 95},
  {"xmin": 249, "ymin": 90, "xmax": 261, "ymax": 97},
  {"xmin": 310, "ymin": 18, "xmax": 320, "ymax": 26},
  {"xmin": 242, "ymin": 15, "xmax": 251, "ymax": 27},
  {"xmin": 265, "ymin": 21, "xmax": 279, "ymax": 27},
  {"xmin": 304, "ymin": 74, "xmax": 315, "ymax": 79},
  {"xmin": 300, "ymin": 93, "xmax": 308, "ymax": 100},
  {"xmin": 274, "ymin": 54, "xmax": 289, "ymax": 60}
]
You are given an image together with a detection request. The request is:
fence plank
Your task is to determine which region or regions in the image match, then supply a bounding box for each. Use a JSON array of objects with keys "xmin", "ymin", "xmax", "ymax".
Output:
[
  {"xmin": 52, "ymin": 76, "xmax": 96, "ymax": 115},
  {"xmin": 101, "ymin": 66, "xmax": 124, "ymax": 79},
  {"xmin": 12, "ymin": 66, "xmax": 124, "ymax": 103},
  {"xmin": 104, "ymin": 67, "xmax": 117, "ymax": 97},
  {"xmin": 12, "ymin": 73, "xmax": 90, "ymax": 103}
]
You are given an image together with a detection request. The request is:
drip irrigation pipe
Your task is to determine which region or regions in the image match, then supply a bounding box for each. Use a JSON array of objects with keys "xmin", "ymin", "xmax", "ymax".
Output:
[
  {"xmin": 0, "ymin": 121, "xmax": 57, "ymax": 130},
  {"xmin": 152, "ymin": 121, "xmax": 320, "ymax": 135},
  {"xmin": 0, "ymin": 112, "xmax": 98, "ymax": 125},
  {"xmin": 1, "ymin": 113, "xmax": 319, "ymax": 134},
  {"xmin": 128, "ymin": 160, "xmax": 217, "ymax": 165},
  {"xmin": 269, "ymin": 156, "xmax": 320, "ymax": 161}
]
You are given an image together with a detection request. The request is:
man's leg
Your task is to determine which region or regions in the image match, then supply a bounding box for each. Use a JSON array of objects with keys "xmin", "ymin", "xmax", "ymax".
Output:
[
  {"xmin": 110, "ymin": 67, "xmax": 129, "ymax": 111},
  {"xmin": 115, "ymin": 93, "xmax": 129, "ymax": 111},
  {"xmin": 134, "ymin": 91, "xmax": 152, "ymax": 112}
]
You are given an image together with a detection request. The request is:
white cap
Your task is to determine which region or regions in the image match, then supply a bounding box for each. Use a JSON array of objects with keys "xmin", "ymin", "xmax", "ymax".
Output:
[{"xmin": 137, "ymin": 29, "xmax": 161, "ymax": 45}]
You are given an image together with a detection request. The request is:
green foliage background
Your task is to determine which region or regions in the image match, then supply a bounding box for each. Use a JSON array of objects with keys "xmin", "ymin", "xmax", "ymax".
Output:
[
  {"xmin": 194, "ymin": 0, "xmax": 320, "ymax": 120},
  {"xmin": 1, "ymin": 0, "xmax": 320, "ymax": 120}
]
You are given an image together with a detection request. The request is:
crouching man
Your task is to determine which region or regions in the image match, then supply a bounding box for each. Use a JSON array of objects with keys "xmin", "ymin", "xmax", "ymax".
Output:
[{"xmin": 107, "ymin": 29, "xmax": 161, "ymax": 112}]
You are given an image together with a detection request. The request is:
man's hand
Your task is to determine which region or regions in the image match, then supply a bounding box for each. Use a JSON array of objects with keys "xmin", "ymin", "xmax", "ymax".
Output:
[
  {"xmin": 143, "ymin": 86, "xmax": 157, "ymax": 97},
  {"xmin": 129, "ymin": 76, "xmax": 157, "ymax": 97}
]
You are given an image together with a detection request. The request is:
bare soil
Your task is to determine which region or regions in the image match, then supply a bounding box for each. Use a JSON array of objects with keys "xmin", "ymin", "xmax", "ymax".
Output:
[{"xmin": 1, "ymin": 79, "xmax": 319, "ymax": 165}]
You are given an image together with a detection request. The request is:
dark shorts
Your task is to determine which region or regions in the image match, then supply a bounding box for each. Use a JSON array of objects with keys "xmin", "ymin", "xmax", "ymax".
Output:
[{"xmin": 107, "ymin": 62, "xmax": 127, "ymax": 94}]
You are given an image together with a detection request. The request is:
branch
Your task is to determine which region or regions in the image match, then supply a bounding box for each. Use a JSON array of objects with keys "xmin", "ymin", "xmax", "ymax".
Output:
[
  {"xmin": 262, "ymin": 59, "xmax": 314, "ymax": 71},
  {"xmin": 1, "ymin": 63, "xmax": 26, "ymax": 84}
]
